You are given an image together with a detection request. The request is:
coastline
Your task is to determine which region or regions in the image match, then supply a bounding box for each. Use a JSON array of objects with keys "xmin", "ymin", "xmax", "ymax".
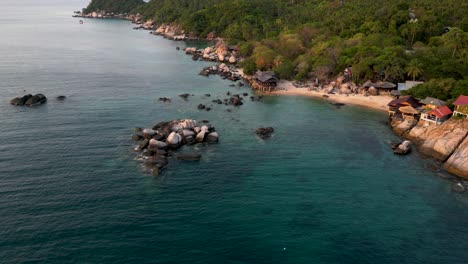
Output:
[{"xmin": 76, "ymin": 15, "xmax": 468, "ymax": 183}]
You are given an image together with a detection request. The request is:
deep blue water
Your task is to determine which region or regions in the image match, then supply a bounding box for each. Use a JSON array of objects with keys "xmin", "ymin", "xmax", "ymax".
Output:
[{"xmin": 1, "ymin": 1, "xmax": 468, "ymax": 263}]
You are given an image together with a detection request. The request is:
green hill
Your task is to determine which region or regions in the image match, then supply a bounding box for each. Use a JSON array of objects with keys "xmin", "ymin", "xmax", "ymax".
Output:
[
  {"xmin": 130, "ymin": 0, "xmax": 468, "ymax": 101},
  {"xmin": 84, "ymin": 0, "xmax": 145, "ymax": 14}
]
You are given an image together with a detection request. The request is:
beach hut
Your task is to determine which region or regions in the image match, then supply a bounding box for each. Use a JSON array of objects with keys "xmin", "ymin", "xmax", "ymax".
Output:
[
  {"xmin": 364, "ymin": 81, "xmax": 397, "ymax": 95},
  {"xmin": 453, "ymin": 95, "xmax": 468, "ymax": 118},
  {"xmin": 399, "ymin": 105, "xmax": 420, "ymax": 119},
  {"xmin": 387, "ymin": 96, "xmax": 421, "ymax": 116},
  {"xmin": 254, "ymin": 71, "xmax": 278, "ymax": 92},
  {"xmin": 390, "ymin": 90, "xmax": 401, "ymax": 98},
  {"xmin": 420, "ymin": 97, "xmax": 446, "ymax": 109},
  {"xmin": 421, "ymin": 105, "xmax": 452, "ymax": 124}
]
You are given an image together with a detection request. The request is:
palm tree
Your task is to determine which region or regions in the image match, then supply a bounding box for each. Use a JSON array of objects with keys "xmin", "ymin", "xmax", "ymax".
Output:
[{"xmin": 405, "ymin": 59, "xmax": 423, "ymax": 81}]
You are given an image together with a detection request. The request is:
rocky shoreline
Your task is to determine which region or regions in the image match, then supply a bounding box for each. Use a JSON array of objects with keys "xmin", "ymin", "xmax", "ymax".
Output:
[
  {"xmin": 132, "ymin": 119, "xmax": 219, "ymax": 175},
  {"xmin": 75, "ymin": 11, "xmax": 468, "ymax": 186},
  {"xmin": 390, "ymin": 117, "xmax": 468, "ymax": 190}
]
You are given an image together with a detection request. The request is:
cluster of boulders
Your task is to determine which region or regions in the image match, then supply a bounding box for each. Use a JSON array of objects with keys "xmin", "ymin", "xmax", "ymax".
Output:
[
  {"xmin": 132, "ymin": 119, "xmax": 219, "ymax": 175},
  {"xmin": 185, "ymin": 38, "xmax": 239, "ymax": 64},
  {"xmin": 199, "ymin": 63, "xmax": 242, "ymax": 82},
  {"xmin": 73, "ymin": 11, "xmax": 130, "ymax": 19},
  {"xmin": 10, "ymin": 94, "xmax": 47, "ymax": 106},
  {"xmin": 151, "ymin": 24, "xmax": 199, "ymax": 40}
]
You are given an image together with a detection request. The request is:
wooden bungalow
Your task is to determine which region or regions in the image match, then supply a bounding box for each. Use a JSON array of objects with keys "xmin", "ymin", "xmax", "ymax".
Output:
[
  {"xmin": 364, "ymin": 81, "xmax": 397, "ymax": 95},
  {"xmin": 387, "ymin": 96, "xmax": 421, "ymax": 116},
  {"xmin": 421, "ymin": 105, "xmax": 452, "ymax": 124},
  {"xmin": 399, "ymin": 105, "xmax": 420, "ymax": 119},
  {"xmin": 453, "ymin": 95, "xmax": 468, "ymax": 118},
  {"xmin": 420, "ymin": 97, "xmax": 446, "ymax": 110},
  {"xmin": 253, "ymin": 71, "xmax": 278, "ymax": 92}
]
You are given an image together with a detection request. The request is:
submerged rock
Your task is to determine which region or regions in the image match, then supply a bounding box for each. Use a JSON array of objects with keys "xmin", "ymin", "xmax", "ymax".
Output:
[
  {"xmin": 256, "ymin": 127, "xmax": 274, "ymax": 139},
  {"xmin": 176, "ymin": 153, "xmax": 202, "ymax": 161}
]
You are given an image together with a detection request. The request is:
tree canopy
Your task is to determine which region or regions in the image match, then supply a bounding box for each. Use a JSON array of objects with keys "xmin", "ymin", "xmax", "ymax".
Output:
[
  {"xmin": 86, "ymin": 0, "xmax": 468, "ymax": 99},
  {"xmin": 84, "ymin": 0, "xmax": 144, "ymax": 14}
]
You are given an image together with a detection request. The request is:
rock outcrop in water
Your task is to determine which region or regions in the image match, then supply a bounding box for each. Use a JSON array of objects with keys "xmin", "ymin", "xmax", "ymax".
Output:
[
  {"xmin": 132, "ymin": 119, "xmax": 218, "ymax": 175},
  {"xmin": 390, "ymin": 117, "xmax": 468, "ymax": 180},
  {"xmin": 10, "ymin": 94, "xmax": 47, "ymax": 106}
]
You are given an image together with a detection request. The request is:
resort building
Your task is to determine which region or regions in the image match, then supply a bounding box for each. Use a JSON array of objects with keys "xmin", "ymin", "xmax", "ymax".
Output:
[
  {"xmin": 420, "ymin": 97, "xmax": 446, "ymax": 110},
  {"xmin": 364, "ymin": 81, "xmax": 397, "ymax": 95},
  {"xmin": 253, "ymin": 71, "xmax": 278, "ymax": 92},
  {"xmin": 387, "ymin": 96, "xmax": 421, "ymax": 117},
  {"xmin": 421, "ymin": 105, "xmax": 452, "ymax": 125},
  {"xmin": 453, "ymin": 95, "xmax": 468, "ymax": 118}
]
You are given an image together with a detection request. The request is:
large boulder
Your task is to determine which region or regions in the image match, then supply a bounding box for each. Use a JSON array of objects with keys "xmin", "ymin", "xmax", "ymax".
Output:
[
  {"xmin": 148, "ymin": 139, "xmax": 167, "ymax": 152},
  {"xmin": 142, "ymin": 129, "xmax": 157, "ymax": 139},
  {"xmin": 10, "ymin": 94, "xmax": 32, "ymax": 106},
  {"xmin": 167, "ymin": 132, "xmax": 182, "ymax": 146},
  {"xmin": 368, "ymin": 86, "xmax": 378, "ymax": 96},
  {"xmin": 406, "ymin": 119, "xmax": 468, "ymax": 161},
  {"xmin": 196, "ymin": 131, "xmax": 207, "ymax": 143},
  {"xmin": 256, "ymin": 127, "xmax": 274, "ymax": 139},
  {"xmin": 137, "ymin": 139, "xmax": 149, "ymax": 151},
  {"xmin": 228, "ymin": 55, "xmax": 237, "ymax": 64},
  {"xmin": 444, "ymin": 135, "xmax": 468, "ymax": 179},
  {"xmin": 206, "ymin": 132, "xmax": 219, "ymax": 143},
  {"xmin": 182, "ymin": 129, "xmax": 195, "ymax": 137},
  {"xmin": 230, "ymin": 96, "xmax": 243, "ymax": 106},
  {"xmin": 390, "ymin": 118, "xmax": 418, "ymax": 137},
  {"xmin": 25, "ymin": 93, "xmax": 47, "ymax": 106},
  {"xmin": 180, "ymin": 119, "xmax": 197, "ymax": 130},
  {"xmin": 394, "ymin": 140, "xmax": 412, "ymax": 155}
]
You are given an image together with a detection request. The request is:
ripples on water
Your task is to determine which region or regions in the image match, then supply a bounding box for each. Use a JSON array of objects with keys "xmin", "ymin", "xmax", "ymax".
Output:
[{"xmin": 1, "ymin": 0, "xmax": 468, "ymax": 263}]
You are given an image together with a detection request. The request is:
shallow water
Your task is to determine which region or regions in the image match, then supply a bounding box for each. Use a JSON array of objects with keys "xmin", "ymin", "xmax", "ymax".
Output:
[{"xmin": 1, "ymin": 1, "xmax": 468, "ymax": 263}]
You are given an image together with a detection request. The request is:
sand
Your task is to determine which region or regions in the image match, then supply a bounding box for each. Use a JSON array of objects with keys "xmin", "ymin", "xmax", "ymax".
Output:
[{"xmin": 271, "ymin": 80, "xmax": 392, "ymax": 113}]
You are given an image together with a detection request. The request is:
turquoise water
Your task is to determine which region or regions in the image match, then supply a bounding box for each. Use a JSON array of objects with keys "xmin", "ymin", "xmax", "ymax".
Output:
[{"xmin": 1, "ymin": 1, "xmax": 468, "ymax": 263}]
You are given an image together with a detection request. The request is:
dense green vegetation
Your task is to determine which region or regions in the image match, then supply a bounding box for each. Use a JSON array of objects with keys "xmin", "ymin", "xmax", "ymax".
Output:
[
  {"xmin": 84, "ymin": 0, "xmax": 144, "ymax": 14},
  {"xmin": 87, "ymin": 0, "xmax": 468, "ymax": 100}
]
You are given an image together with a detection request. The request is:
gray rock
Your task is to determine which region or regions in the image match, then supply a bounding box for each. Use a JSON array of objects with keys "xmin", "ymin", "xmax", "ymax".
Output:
[
  {"xmin": 24, "ymin": 94, "xmax": 47, "ymax": 106},
  {"xmin": 167, "ymin": 132, "xmax": 182, "ymax": 146},
  {"xmin": 452, "ymin": 182, "xmax": 466, "ymax": 193},
  {"xmin": 256, "ymin": 127, "xmax": 274, "ymax": 139},
  {"xmin": 206, "ymin": 132, "xmax": 219, "ymax": 143},
  {"xmin": 142, "ymin": 129, "xmax": 157, "ymax": 139},
  {"xmin": 196, "ymin": 131, "xmax": 207, "ymax": 143}
]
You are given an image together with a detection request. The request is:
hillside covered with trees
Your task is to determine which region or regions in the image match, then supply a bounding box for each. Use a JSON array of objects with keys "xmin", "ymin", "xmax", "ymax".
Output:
[
  {"xmin": 84, "ymin": 0, "xmax": 144, "ymax": 14},
  {"xmin": 86, "ymin": 0, "xmax": 468, "ymax": 102}
]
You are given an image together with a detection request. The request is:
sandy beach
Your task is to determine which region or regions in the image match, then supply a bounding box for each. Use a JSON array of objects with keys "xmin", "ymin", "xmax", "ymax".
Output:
[{"xmin": 271, "ymin": 80, "xmax": 392, "ymax": 112}]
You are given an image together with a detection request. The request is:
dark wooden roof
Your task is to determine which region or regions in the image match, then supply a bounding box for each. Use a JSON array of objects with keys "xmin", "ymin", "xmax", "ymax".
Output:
[
  {"xmin": 388, "ymin": 96, "xmax": 420, "ymax": 108},
  {"xmin": 421, "ymin": 97, "xmax": 446, "ymax": 106},
  {"xmin": 255, "ymin": 71, "xmax": 278, "ymax": 83},
  {"xmin": 364, "ymin": 81, "xmax": 396, "ymax": 89}
]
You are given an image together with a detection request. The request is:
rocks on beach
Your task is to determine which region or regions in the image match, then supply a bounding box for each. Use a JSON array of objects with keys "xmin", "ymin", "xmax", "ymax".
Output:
[
  {"xmin": 10, "ymin": 94, "xmax": 47, "ymax": 106},
  {"xmin": 132, "ymin": 119, "xmax": 219, "ymax": 175}
]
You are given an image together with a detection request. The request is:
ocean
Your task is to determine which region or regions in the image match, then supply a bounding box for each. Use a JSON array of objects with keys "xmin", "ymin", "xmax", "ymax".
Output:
[{"xmin": 1, "ymin": 0, "xmax": 468, "ymax": 263}]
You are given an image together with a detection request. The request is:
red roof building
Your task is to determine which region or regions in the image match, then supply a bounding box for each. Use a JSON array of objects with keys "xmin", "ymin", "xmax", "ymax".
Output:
[
  {"xmin": 430, "ymin": 105, "xmax": 452, "ymax": 119},
  {"xmin": 453, "ymin": 95, "xmax": 468, "ymax": 105},
  {"xmin": 421, "ymin": 105, "xmax": 453, "ymax": 124},
  {"xmin": 453, "ymin": 95, "xmax": 468, "ymax": 118}
]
